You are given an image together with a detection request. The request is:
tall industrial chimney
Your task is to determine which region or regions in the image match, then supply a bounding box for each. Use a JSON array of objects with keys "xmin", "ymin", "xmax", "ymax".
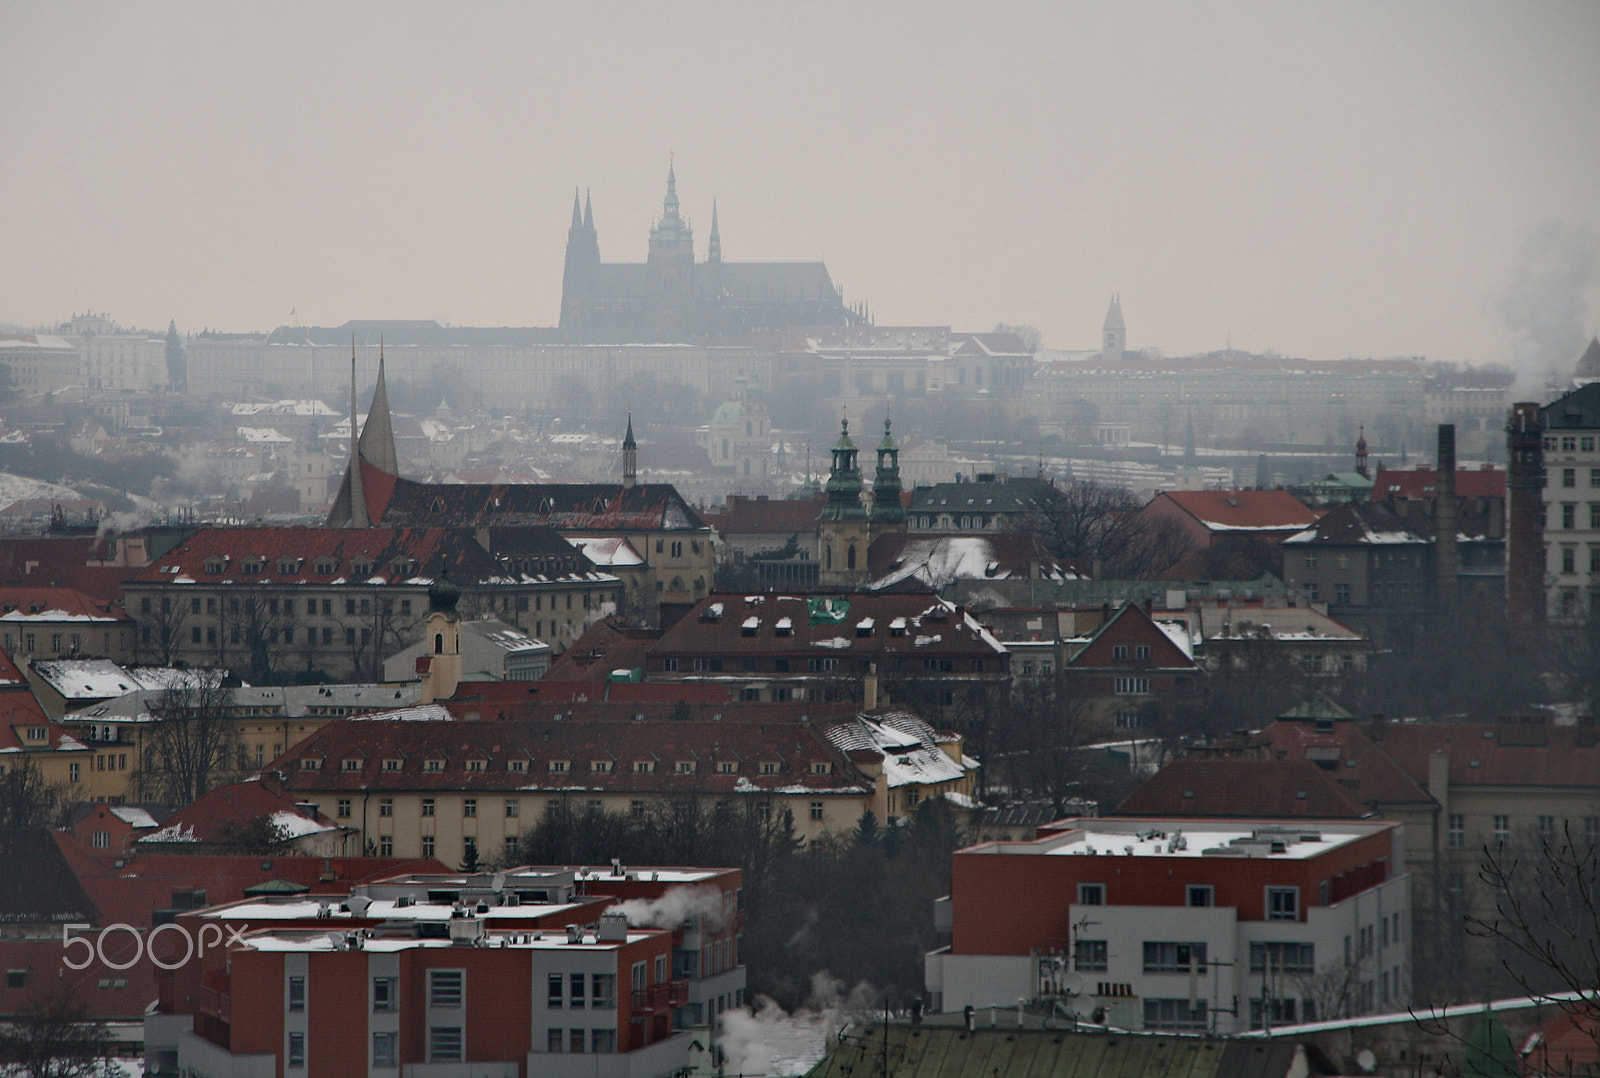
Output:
[
  {"xmin": 1434, "ymin": 424, "xmax": 1458, "ymax": 597},
  {"xmin": 1505, "ymin": 403, "xmax": 1546, "ymax": 624}
]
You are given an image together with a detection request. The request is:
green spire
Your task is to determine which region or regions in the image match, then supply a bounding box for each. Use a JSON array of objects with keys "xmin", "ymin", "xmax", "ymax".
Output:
[
  {"xmin": 820, "ymin": 416, "xmax": 866, "ymax": 521},
  {"xmin": 871, "ymin": 417, "xmax": 906, "ymax": 524}
]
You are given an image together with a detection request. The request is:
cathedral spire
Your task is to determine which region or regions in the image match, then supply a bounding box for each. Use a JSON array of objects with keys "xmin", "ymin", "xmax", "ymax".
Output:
[
  {"xmin": 622, "ymin": 412, "xmax": 638, "ymax": 489},
  {"xmin": 570, "ymin": 188, "xmax": 583, "ymax": 230},
  {"xmin": 663, "ymin": 159, "xmax": 681, "ymax": 220},
  {"xmin": 328, "ymin": 338, "xmax": 370, "ymax": 528},
  {"xmin": 708, "ymin": 199, "xmax": 721, "ymax": 263},
  {"xmin": 359, "ymin": 338, "xmax": 399, "ymax": 477},
  {"xmin": 583, "ymin": 189, "xmax": 593, "ymax": 231}
]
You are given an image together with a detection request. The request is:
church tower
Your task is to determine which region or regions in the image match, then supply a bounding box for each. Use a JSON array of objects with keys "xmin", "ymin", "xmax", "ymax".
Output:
[
  {"xmin": 1102, "ymin": 294, "xmax": 1126, "ymax": 363},
  {"xmin": 560, "ymin": 188, "xmax": 601, "ymax": 330},
  {"xmin": 648, "ymin": 163, "xmax": 696, "ymax": 337},
  {"xmin": 1355, "ymin": 426, "xmax": 1369, "ymax": 479},
  {"xmin": 622, "ymin": 413, "xmax": 638, "ymax": 489},
  {"xmin": 869, "ymin": 418, "xmax": 907, "ymax": 528},
  {"xmin": 418, "ymin": 564, "xmax": 463, "ymax": 704},
  {"xmin": 818, "ymin": 416, "xmax": 870, "ymax": 586}
]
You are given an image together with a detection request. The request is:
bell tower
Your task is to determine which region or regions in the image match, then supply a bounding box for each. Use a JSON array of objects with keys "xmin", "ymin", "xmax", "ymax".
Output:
[{"xmin": 818, "ymin": 416, "xmax": 871, "ymax": 586}]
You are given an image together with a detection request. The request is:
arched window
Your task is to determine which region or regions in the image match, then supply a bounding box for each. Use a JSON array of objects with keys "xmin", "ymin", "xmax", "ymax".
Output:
[
  {"xmin": 825, "ymin": 544, "xmax": 832, "ymax": 570},
  {"xmin": 434, "ymin": 633, "xmax": 444, "ymax": 655},
  {"xmin": 847, "ymin": 545, "xmax": 857, "ymax": 570}
]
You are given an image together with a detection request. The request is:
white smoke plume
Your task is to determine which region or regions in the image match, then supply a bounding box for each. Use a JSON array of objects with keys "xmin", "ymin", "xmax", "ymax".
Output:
[
  {"xmin": 717, "ymin": 972, "xmax": 882, "ymax": 1077},
  {"xmin": 1499, "ymin": 220, "xmax": 1600, "ymax": 398},
  {"xmin": 609, "ymin": 886, "xmax": 724, "ymax": 931}
]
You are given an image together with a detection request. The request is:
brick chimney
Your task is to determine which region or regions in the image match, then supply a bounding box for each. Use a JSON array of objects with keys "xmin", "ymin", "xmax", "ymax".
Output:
[
  {"xmin": 1506, "ymin": 402, "xmax": 1546, "ymax": 624},
  {"xmin": 1434, "ymin": 424, "xmax": 1459, "ymax": 596}
]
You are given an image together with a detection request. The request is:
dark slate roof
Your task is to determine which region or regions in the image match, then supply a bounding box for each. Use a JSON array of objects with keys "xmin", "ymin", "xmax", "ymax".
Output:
[
  {"xmin": 652, "ymin": 594, "xmax": 1005, "ymax": 660},
  {"xmin": 129, "ymin": 526, "xmax": 607, "ymax": 588},
  {"xmin": 1543, "ymin": 380, "xmax": 1600, "ymax": 429},
  {"xmin": 1113, "ymin": 758, "xmax": 1373, "ymax": 818},
  {"xmin": 700, "ymin": 262, "xmax": 839, "ymax": 303},
  {"xmin": 0, "ymin": 830, "xmax": 97, "ymax": 924},
  {"xmin": 374, "ymin": 474, "xmax": 709, "ymax": 532},
  {"xmin": 909, "ymin": 477, "xmax": 1064, "ymax": 516},
  {"xmin": 1280, "ymin": 502, "xmax": 1426, "ymax": 546}
]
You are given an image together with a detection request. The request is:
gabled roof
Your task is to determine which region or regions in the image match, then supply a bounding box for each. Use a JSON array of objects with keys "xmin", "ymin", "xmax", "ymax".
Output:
[
  {"xmin": 362, "ymin": 472, "xmax": 709, "ymax": 532},
  {"xmin": 1156, "ymin": 490, "xmax": 1319, "ymax": 532},
  {"xmin": 1370, "ymin": 466, "xmax": 1505, "ymax": 502},
  {"xmin": 1066, "ymin": 602, "xmax": 1197, "ymax": 670},
  {"xmin": 1252, "ymin": 721, "xmax": 1432, "ymax": 806},
  {"xmin": 542, "ymin": 618, "xmax": 664, "ymax": 682},
  {"xmin": 1281, "ymin": 501, "xmax": 1426, "ymax": 546},
  {"xmin": 1371, "ymin": 722, "xmax": 1600, "ymax": 790},
  {"xmin": 129, "ymin": 525, "xmax": 609, "ymax": 587},
  {"xmin": 0, "ymin": 585, "xmax": 129, "ymax": 623},
  {"xmin": 135, "ymin": 779, "xmax": 337, "ymax": 847},
  {"xmin": 708, "ymin": 495, "xmax": 825, "ymax": 536},
  {"xmin": 909, "ymin": 477, "xmax": 1063, "ymax": 516},
  {"xmin": 0, "ymin": 830, "xmax": 97, "ymax": 924},
  {"xmin": 1114, "ymin": 758, "xmax": 1373, "ymax": 818},
  {"xmin": 1544, "ymin": 380, "xmax": 1600, "ymax": 428}
]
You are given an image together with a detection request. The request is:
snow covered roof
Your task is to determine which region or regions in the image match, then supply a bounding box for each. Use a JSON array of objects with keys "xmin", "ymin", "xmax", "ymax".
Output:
[{"xmin": 824, "ymin": 711, "xmax": 974, "ymax": 790}]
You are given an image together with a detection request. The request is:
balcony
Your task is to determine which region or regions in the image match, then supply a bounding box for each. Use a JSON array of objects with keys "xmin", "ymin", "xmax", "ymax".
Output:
[{"xmin": 631, "ymin": 980, "xmax": 689, "ymax": 1013}]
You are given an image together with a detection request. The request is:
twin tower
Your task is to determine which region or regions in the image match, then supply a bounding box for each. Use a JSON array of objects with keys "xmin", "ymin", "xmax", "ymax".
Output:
[{"xmin": 818, "ymin": 417, "xmax": 906, "ymax": 586}]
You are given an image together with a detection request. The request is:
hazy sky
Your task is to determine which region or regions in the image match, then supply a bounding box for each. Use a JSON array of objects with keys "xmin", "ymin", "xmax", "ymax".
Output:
[{"xmin": 4, "ymin": 1, "xmax": 1598, "ymax": 367}]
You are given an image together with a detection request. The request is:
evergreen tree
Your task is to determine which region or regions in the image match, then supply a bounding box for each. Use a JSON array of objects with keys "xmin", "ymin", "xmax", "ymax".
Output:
[{"xmin": 165, "ymin": 319, "xmax": 186, "ymax": 391}]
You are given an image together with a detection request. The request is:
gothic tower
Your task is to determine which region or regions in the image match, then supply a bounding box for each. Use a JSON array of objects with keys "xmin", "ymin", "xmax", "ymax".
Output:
[
  {"xmin": 1102, "ymin": 294, "xmax": 1125, "ymax": 363},
  {"xmin": 622, "ymin": 413, "xmax": 638, "ymax": 489},
  {"xmin": 560, "ymin": 189, "xmax": 601, "ymax": 329},
  {"xmin": 818, "ymin": 416, "xmax": 870, "ymax": 585},
  {"xmin": 648, "ymin": 163, "xmax": 695, "ymax": 337}
]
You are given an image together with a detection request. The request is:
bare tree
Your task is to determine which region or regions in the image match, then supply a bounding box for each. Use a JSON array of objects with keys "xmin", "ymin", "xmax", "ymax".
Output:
[
  {"xmin": 140, "ymin": 670, "xmax": 244, "ymax": 805},
  {"xmin": 135, "ymin": 593, "xmax": 188, "ymax": 666},
  {"xmin": 0, "ymin": 758, "xmax": 65, "ymax": 832},
  {"xmin": 1016, "ymin": 479, "xmax": 1142, "ymax": 566},
  {"xmin": 0, "ymin": 988, "xmax": 112, "ymax": 1078},
  {"xmin": 986, "ymin": 672, "xmax": 1094, "ymax": 812}
]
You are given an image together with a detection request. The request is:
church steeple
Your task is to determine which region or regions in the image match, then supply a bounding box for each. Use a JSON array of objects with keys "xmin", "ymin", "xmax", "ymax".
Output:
[
  {"xmin": 570, "ymin": 189, "xmax": 583, "ymax": 230},
  {"xmin": 819, "ymin": 416, "xmax": 866, "ymax": 522},
  {"xmin": 1102, "ymin": 294, "xmax": 1126, "ymax": 362},
  {"xmin": 359, "ymin": 340, "xmax": 399, "ymax": 477},
  {"xmin": 1355, "ymin": 425, "xmax": 1370, "ymax": 479},
  {"xmin": 622, "ymin": 413, "xmax": 638, "ymax": 489},
  {"xmin": 583, "ymin": 189, "xmax": 593, "ymax": 231},
  {"xmin": 708, "ymin": 199, "xmax": 721, "ymax": 264},
  {"xmin": 870, "ymin": 418, "xmax": 906, "ymax": 525}
]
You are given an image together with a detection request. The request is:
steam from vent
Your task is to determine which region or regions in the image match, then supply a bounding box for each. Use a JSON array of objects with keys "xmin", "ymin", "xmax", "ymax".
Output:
[
  {"xmin": 610, "ymin": 886, "xmax": 723, "ymax": 931},
  {"xmin": 718, "ymin": 972, "xmax": 882, "ymax": 1078},
  {"xmin": 1499, "ymin": 220, "xmax": 1600, "ymax": 397}
]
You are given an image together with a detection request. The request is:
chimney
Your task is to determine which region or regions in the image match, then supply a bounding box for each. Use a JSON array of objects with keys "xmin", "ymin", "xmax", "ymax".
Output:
[
  {"xmin": 1505, "ymin": 403, "xmax": 1547, "ymax": 625},
  {"xmin": 863, "ymin": 663, "xmax": 880, "ymax": 710},
  {"xmin": 1434, "ymin": 424, "xmax": 1459, "ymax": 596}
]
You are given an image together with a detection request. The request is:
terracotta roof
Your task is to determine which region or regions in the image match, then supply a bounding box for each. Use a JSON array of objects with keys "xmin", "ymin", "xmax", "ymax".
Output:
[
  {"xmin": 1157, "ymin": 490, "xmax": 1319, "ymax": 532},
  {"xmin": 1370, "ymin": 722, "xmax": 1600, "ymax": 790},
  {"xmin": 543, "ymin": 618, "xmax": 664, "ymax": 681},
  {"xmin": 1113, "ymin": 758, "xmax": 1373, "ymax": 818},
  {"xmin": 1370, "ymin": 466, "xmax": 1506, "ymax": 502},
  {"xmin": 1066, "ymin": 602, "xmax": 1198, "ymax": 671},
  {"xmin": 136, "ymin": 778, "xmax": 337, "ymax": 846},
  {"xmin": 0, "ymin": 536, "xmax": 99, "ymax": 580},
  {"xmin": 270, "ymin": 711, "xmax": 874, "ymax": 796},
  {"xmin": 0, "ymin": 830, "xmax": 98, "ymax": 924},
  {"xmin": 0, "ymin": 585, "xmax": 130, "ymax": 623},
  {"xmin": 1253, "ymin": 721, "xmax": 1432, "ymax": 806},
  {"xmin": 652, "ymin": 593, "xmax": 1006, "ymax": 660},
  {"xmin": 1280, "ymin": 501, "xmax": 1426, "ymax": 546},
  {"xmin": 448, "ymin": 680, "xmax": 732, "ymax": 706},
  {"xmin": 130, "ymin": 525, "xmax": 607, "ymax": 587},
  {"xmin": 711, "ymin": 495, "xmax": 825, "ymax": 535}
]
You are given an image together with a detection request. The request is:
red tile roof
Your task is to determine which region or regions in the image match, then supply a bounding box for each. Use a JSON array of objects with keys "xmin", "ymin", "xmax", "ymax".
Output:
[
  {"xmin": 1370, "ymin": 466, "xmax": 1506, "ymax": 502},
  {"xmin": 0, "ymin": 585, "xmax": 130, "ymax": 623},
  {"xmin": 1371, "ymin": 721, "xmax": 1600, "ymax": 790},
  {"xmin": 707, "ymin": 494, "xmax": 826, "ymax": 536},
  {"xmin": 368, "ymin": 467, "xmax": 709, "ymax": 533},
  {"xmin": 1114, "ymin": 758, "xmax": 1373, "ymax": 818},
  {"xmin": 136, "ymin": 778, "xmax": 336, "ymax": 846},
  {"xmin": 449, "ymin": 680, "xmax": 732, "ymax": 706},
  {"xmin": 1253, "ymin": 721, "xmax": 1432, "ymax": 806},
  {"xmin": 543, "ymin": 618, "xmax": 664, "ymax": 681},
  {"xmin": 1157, "ymin": 490, "xmax": 1319, "ymax": 532}
]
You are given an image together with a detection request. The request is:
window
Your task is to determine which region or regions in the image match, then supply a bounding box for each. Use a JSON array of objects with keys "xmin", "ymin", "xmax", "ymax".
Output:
[
  {"xmin": 1266, "ymin": 887, "xmax": 1299, "ymax": 921},
  {"xmin": 429, "ymin": 1026, "xmax": 463, "ymax": 1062},
  {"xmin": 421, "ymin": 836, "xmax": 435, "ymax": 857},
  {"xmin": 1448, "ymin": 813, "xmax": 1464, "ymax": 849},
  {"xmin": 92, "ymin": 830, "xmax": 109, "ymax": 850},
  {"xmin": 675, "ymin": 760, "xmax": 696, "ymax": 774},
  {"xmin": 288, "ymin": 975, "xmax": 306, "ymax": 1011},
  {"xmin": 1563, "ymin": 503, "xmax": 1577, "ymax": 529},
  {"xmin": 1143, "ymin": 942, "xmax": 1206, "ymax": 973},
  {"xmin": 1077, "ymin": 883, "xmax": 1105, "ymax": 906},
  {"xmin": 337, "ymin": 798, "xmax": 351, "ymax": 818},
  {"xmin": 570, "ymin": 973, "xmax": 586, "ymax": 1008},
  {"xmin": 570, "ymin": 1028, "xmax": 586, "ymax": 1053},
  {"xmin": 1564, "ymin": 547, "xmax": 1577, "ymax": 573},
  {"xmin": 1144, "ymin": 998, "xmax": 1206, "ymax": 1032},
  {"xmin": 421, "ymin": 798, "xmax": 435, "ymax": 817},
  {"xmin": 1564, "ymin": 468, "xmax": 1577, "ymax": 487},
  {"xmin": 1113, "ymin": 676, "xmax": 1148, "ymax": 694},
  {"xmin": 811, "ymin": 801, "xmax": 824, "ymax": 821},
  {"xmin": 1186, "ymin": 885, "xmax": 1213, "ymax": 907},
  {"xmin": 1134, "ymin": 644, "xmax": 1150, "ymax": 660},
  {"xmin": 287, "ymin": 1031, "xmax": 305, "ymax": 1067},
  {"xmin": 1074, "ymin": 939, "xmax": 1108, "ymax": 972},
  {"xmin": 429, "ymin": 970, "xmax": 463, "ymax": 1008},
  {"xmin": 1538, "ymin": 815, "xmax": 1556, "ymax": 840},
  {"xmin": 379, "ymin": 798, "xmax": 393, "ymax": 817},
  {"xmin": 1334, "ymin": 582, "xmax": 1351, "ymax": 604},
  {"xmin": 379, "ymin": 836, "xmax": 393, "ymax": 856},
  {"xmin": 591, "ymin": 1029, "xmax": 616, "ymax": 1053},
  {"xmin": 505, "ymin": 799, "xmax": 519, "ymax": 818},
  {"xmin": 548, "ymin": 973, "xmax": 563, "ymax": 1008},
  {"xmin": 1248, "ymin": 998, "xmax": 1299, "ymax": 1029},
  {"xmin": 1304, "ymin": 551, "xmax": 1318, "ymax": 569},
  {"xmin": 463, "ymin": 799, "xmax": 477, "ymax": 818},
  {"xmin": 1249, "ymin": 941, "xmax": 1314, "ymax": 974},
  {"xmin": 1494, "ymin": 815, "xmax": 1510, "ymax": 844},
  {"xmin": 1112, "ymin": 644, "xmax": 1128, "ymax": 660},
  {"xmin": 592, "ymin": 973, "xmax": 615, "ymax": 1008},
  {"xmin": 372, "ymin": 1031, "xmax": 397, "ymax": 1068},
  {"xmin": 547, "ymin": 1028, "xmax": 564, "ymax": 1053}
]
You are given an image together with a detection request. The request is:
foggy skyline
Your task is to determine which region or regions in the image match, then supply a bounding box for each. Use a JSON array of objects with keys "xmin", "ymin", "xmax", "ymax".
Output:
[{"xmin": 3, "ymin": 1, "xmax": 1598, "ymax": 369}]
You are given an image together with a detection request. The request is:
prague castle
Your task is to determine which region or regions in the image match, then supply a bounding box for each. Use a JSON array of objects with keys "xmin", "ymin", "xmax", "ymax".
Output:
[{"xmin": 559, "ymin": 165, "xmax": 868, "ymax": 341}]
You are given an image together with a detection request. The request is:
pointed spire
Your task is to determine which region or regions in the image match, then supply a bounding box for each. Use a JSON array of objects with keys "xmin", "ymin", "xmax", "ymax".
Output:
[
  {"xmin": 622, "ymin": 412, "xmax": 638, "ymax": 489},
  {"xmin": 359, "ymin": 337, "xmax": 399, "ymax": 477},
  {"xmin": 327, "ymin": 338, "xmax": 371, "ymax": 528},
  {"xmin": 583, "ymin": 189, "xmax": 593, "ymax": 231},
  {"xmin": 708, "ymin": 199, "xmax": 721, "ymax": 263},
  {"xmin": 870, "ymin": 416, "xmax": 905, "ymax": 525},
  {"xmin": 663, "ymin": 158, "xmax": 680, "ymax": 219},
  {"xmin": 570, "ymin": 188, "xmax": 583, "ymax": 229}
]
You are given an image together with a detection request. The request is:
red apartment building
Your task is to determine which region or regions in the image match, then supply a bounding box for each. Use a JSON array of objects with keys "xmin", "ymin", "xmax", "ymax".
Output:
[
  {"xmin": 926, "ymin": 817, "xmax": 1409, "ymax": 1035},
  {"xmin": 147, "ymin": 864, "xmax": 741, "ymax": 1078}
]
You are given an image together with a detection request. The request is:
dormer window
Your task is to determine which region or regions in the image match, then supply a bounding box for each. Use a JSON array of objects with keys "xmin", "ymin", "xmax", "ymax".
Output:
[
  {"xmin": 549, "ymin": 759, "xmax": 570, "ymax": 773},
  {"xmin": 716, "ymin": 761, "xmax": 737, "ymax": 774},
  {"xmin": 633, "ymin": 760, "xmax": 656, "ymax": 773},
  {"xmin": 390, "ymin": 557, "xmax": 417, "ymax": 577},
  {"xmin": 760, "ymin": 762, "xmax": 779, "ymax": 775},
  {"xmin": 298, "ymin": 757, "xmax": 321, "ymax": 770},
  {"xmin": 509, "ymin": 759, "xmax": 527, "ymax": 773},
  {"xmin": 775, "ymin": 617, "xmax": 793, "ymax": 637},
  {"xmin": 240, "ymin": 560, "xmax": 263, "ymax": 575},
  {"xmin": 24, "ymin": 726, "xmax": 47, "ymax": 742},
  {"xmin": 466, "ymin": 759, "xmax": 485, "ymax": 772},
  {"xmin": 277, "ymin": 558, "xmax": 299, "ymax": 575},
  {"xmin": 591, "ymin": 760, "xmax": 613, "ymax": 773},
  {"xmin": 382, "ymin": 758, "xmax": 402, "ymax": 771},
  {"xmin": 889, "ymin": 618, "xmax": 907, "ymax": 637},
  {"xmin": 424, "ymin": 758, "xmax": 444, "ymax": 773},
  {"xmin": 313, "ymin": 558, "xmax": 338, "ymax": 575},
  {"xmin": 341, "ymin": 758, "xmax": 362, "ymax": 771},
  {"xmin": 351, "ymin": 558, "xmax": 373, "ymax": 577},
  {"xmin": 811, "ymin": 762, "xmax": 832, "ymax": 775},
  {"xmin": 675, "ymin": 760, "xmax": 696, "ymax": 774},
  {"xmin": 204, "ymin": 557, "xmax": 226, "ymax": 574}
]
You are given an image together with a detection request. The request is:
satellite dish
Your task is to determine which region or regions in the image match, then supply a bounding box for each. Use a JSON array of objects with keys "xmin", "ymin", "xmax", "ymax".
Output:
[
  {"xmin": 1356, "ymin": 1049, "xmax": 1377, "ymax": 1073},
  {"xmin": 1062, "ymin": 973, "xmax": 1084, "ymax": 995}
]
